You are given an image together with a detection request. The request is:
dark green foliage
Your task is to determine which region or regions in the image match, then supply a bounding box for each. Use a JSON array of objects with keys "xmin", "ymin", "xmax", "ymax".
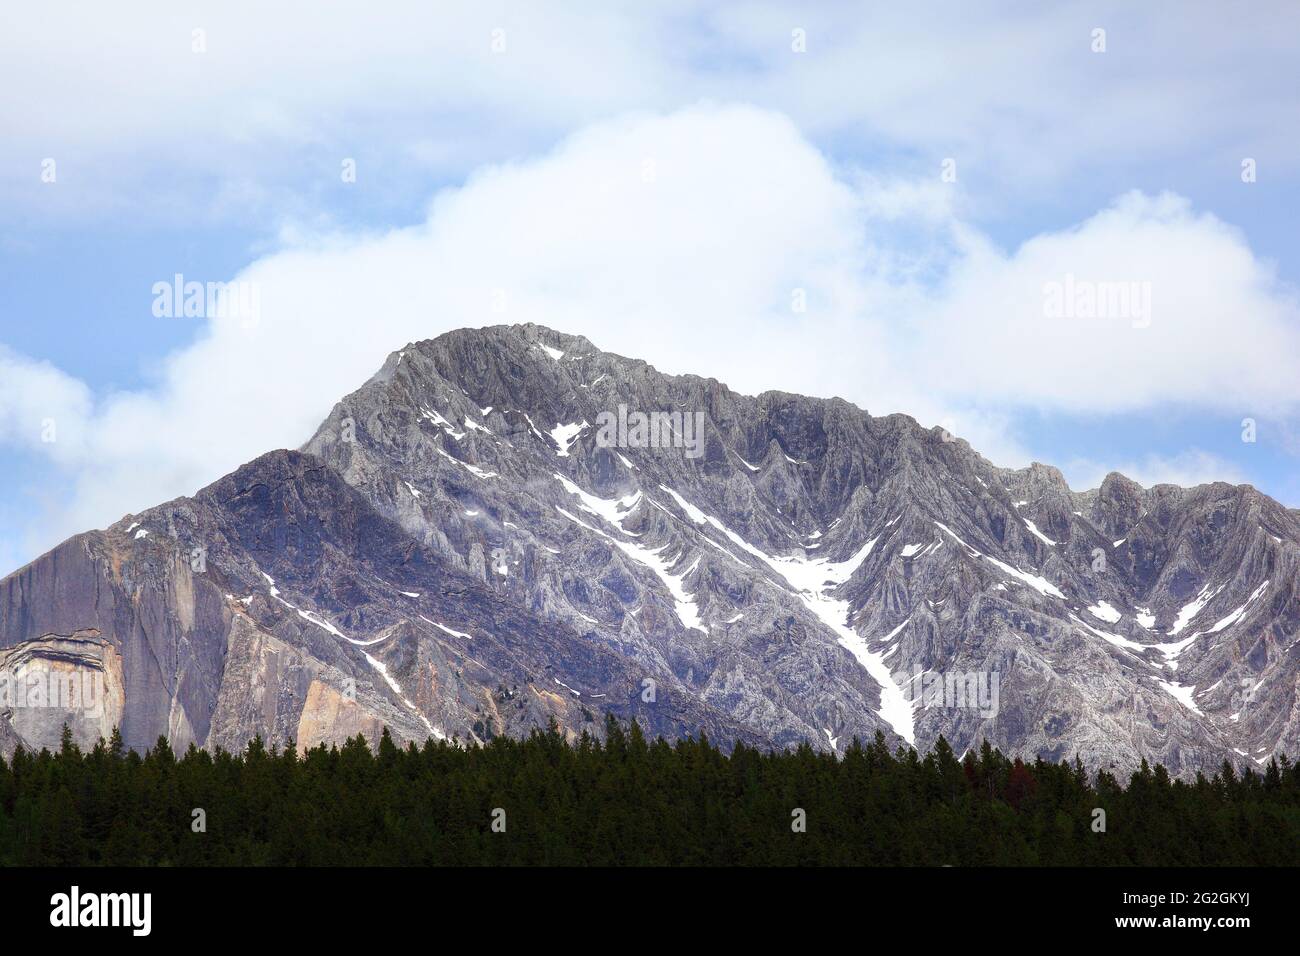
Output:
[{"xmin": 1, "ymin": 725, "xmax": 1296, "ymax": 866}]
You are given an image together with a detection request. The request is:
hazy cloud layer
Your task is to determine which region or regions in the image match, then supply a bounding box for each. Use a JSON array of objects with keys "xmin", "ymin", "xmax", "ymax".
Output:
[
  {"xmin": 4, "ymin": 2, "xmax": 1297, "ymax": 224},
  {"xmin": 2, "ymin": 104, "xmax": 1297, "ymax": 567}
]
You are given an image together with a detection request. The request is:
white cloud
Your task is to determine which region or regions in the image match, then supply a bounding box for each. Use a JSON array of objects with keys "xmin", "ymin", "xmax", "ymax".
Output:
[
  {"xmin": 1063, "ymin": 451, "xmax": 1249, "ymax": 493},
  {"xmin": 0, "ymin": 346, "xmax": 93, "ymax": 458},
  {"xmin": 1, "ymin": 103, "xmax": 1297, "ymax": 567},
  {"xmin": 3, "ymin": 2, "xmax": 1297, "ymax": 224},
  {"xmin": 712, "ymin": 4, "xmax": 1300, "ymax": 185},
  {"xmin": 912, "ymin": 191, "xmax": 1300, "ymax": 414},
  {"xmin": 0, "ymin": 2, "xmax": 684, "ymax": 222}
]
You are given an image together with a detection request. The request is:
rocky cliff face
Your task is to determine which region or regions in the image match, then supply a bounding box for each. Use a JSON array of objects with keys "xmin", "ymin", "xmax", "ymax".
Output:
[{"xmin": 3, "ymin": 324, "xmax": 1297, "ymax": 776}]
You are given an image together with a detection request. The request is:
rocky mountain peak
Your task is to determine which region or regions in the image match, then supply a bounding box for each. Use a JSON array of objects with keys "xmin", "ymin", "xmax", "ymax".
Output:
[{"xmin": 3, "ymin": 323, "xmax": 1297, "ymax": 777}]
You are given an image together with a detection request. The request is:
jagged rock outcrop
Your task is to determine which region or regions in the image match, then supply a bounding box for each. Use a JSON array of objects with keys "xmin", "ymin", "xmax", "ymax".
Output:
[{"xmin": 3, "ymin": 323, "xmax": 1297, "ymax": 776}]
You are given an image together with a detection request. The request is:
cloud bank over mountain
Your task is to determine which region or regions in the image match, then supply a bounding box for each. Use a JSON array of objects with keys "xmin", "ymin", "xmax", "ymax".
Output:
[{"xmin": 2, "ymin": 104, "xmax": 1298, "ymax": 571}]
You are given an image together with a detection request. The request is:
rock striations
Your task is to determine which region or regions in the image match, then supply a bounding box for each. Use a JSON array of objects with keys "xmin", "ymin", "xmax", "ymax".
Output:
[{"xmin": 3, "ymin": 324, "xmax": 1298, "ymax": 777}]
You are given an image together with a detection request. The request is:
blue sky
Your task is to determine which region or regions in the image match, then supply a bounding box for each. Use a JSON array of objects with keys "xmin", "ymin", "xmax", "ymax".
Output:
[{"xmin": 2, "ymin": 2, "xmax": 1299, "ymax": 576}]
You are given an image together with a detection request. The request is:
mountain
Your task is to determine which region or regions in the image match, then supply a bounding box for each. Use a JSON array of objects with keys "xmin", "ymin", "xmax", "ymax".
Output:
[{"xmin": 3, "ymin": 324, "xmax": 1298, "ymax": 776}]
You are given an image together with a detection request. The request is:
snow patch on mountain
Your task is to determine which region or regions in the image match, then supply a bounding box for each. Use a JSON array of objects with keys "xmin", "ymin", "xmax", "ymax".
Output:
[
  {"xmin": 436, "ymin": 448, "xmax": 498, "ymax": 479},
  {"xmin": 420, "ymin": 406, "xmax": 466, "ymax": 440},
  {"xmin": 1201, "ymin": 580, "xmax": 1269, "ymax": 635},
  {"xmin": 419, "ymin": 616, "xmax": 472, "ymax": 640},
  {"xmin": 934, "ymin": 522, "xmax": 1065, "ymax": 599},
  {"xmin": 1071, "ymin": 613, "xmax": 1148, "ymax": 657},
  {"xmin": 1171, "ymin": 583, "xmax": 1225, "ymax": 635},
  {"xmin": 1158, "ymin": 680, "xmax": 1203, "ymax": 715},
  {"xmin": 1152, "ymin": 634, "xmax": 1201, "ymax": 669},
  {"xmin": 654, "ymin": 486, "xmax": 910, "ymax": 742},
  {"xmin": 1023, "ymin": 518, "xmax": 1056, "ymax": 546},
  {"xmin": 364, "ymin": 651, "xmax": 445, "ymax": 739},
  {"xmin": 550, "ymin": 421, "xmax": 588, "ymax": 456},
  {"xmin": 1087, "ymin": 601, "xmax": 1122, "ymax": 624},
  {"xmin": 556, "ymin": 474, "xmax": 642, "ymax": 535},
  {"xmin": 555, "ymin": 500, "xmax": 706, "ymax": 634}
]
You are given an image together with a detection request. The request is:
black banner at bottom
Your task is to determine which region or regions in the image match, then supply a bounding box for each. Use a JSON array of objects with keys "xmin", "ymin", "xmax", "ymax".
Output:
[{"xmin": 0, "ymin": 865, "xmax": 1281, "ymax": 941}]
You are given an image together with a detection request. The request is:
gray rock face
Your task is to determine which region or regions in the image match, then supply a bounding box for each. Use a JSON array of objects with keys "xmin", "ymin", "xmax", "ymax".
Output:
[{"xmin": 3, "ymin": 323, "xmax": 1297, "ymax": 777}]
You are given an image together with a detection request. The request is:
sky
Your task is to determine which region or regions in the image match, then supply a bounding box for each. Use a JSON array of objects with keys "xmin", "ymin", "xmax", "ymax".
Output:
[{"xmin": 1, "ymin": 1, "xmax": 1299, "ymax": 577}]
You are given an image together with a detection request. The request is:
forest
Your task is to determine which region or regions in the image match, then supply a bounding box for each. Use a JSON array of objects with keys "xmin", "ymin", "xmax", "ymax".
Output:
[{"xmin": 2, "ymin": 720, "xmax": 1297, "ymax": 866}]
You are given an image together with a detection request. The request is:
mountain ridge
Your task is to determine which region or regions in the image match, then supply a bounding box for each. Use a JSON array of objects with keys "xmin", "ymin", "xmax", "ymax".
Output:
[{"xmin": 3, "ymin": 323, "xmax": 1297, "ymax": 777}]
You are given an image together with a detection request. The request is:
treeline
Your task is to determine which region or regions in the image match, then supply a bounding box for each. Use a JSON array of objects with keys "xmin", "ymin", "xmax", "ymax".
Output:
[{"xmin": 2, "ymin": 721, "xmax": 1298, "ymax": 866}]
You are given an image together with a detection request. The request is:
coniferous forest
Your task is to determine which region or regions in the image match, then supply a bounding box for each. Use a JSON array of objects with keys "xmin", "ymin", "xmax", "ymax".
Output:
[{"xmin": 3, "ymin": 721, "xmax": 1298, "ymax": 866}]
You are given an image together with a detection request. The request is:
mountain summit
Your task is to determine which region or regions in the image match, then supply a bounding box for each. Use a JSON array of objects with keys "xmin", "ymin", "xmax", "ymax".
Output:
[{"xmin": 3, "ymin": 324, "xmax": 1297, "ymax": 775}]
